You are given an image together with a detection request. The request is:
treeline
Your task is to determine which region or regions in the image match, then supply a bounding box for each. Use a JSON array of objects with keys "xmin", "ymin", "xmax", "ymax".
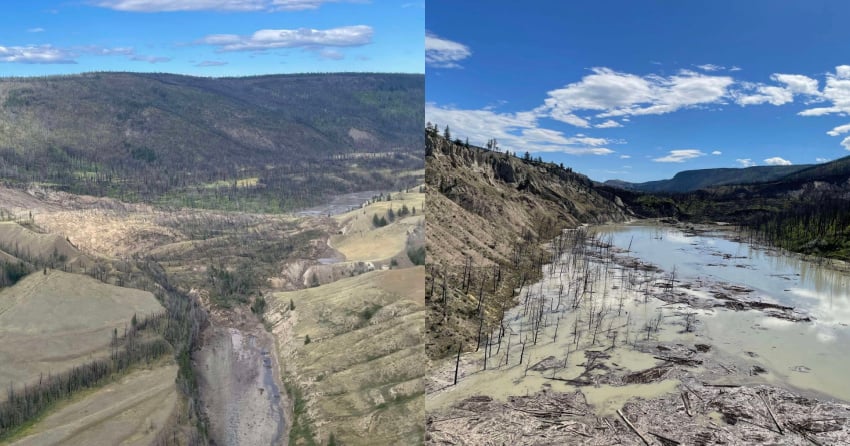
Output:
[
  {"xmin": 743, "ymin": 198, "xmax": 850, "ymax": 259},
  {"xmin": 372, "ymin": 203, "xmax": 415, "ymax": 228},
  {"xmin": 0, "ymin": 260, "xmax": 31, "ymax": 288},
  {"xmin": 0, "ymin": 147, "xmax": 422, "ymax": 214},
  {"xmin": 0, "ymin": 312, "xmax": 171, "ymax": 438}
]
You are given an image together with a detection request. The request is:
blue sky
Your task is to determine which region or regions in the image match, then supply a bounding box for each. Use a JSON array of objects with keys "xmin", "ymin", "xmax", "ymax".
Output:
[
  {"xmin": 0, "ymin": 0, "xmax": 423, "ymax": 77},
  {"xmin": 426, "ymin": 0, "xmax": 850, "ymax": 182}
]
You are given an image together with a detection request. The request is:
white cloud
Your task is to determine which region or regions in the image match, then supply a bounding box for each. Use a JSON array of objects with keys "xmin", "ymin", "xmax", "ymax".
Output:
[
  {"xmin": 764, "ymin": 156, "xmax": 792, "ymax": 166},
  {"xmin": 711, "ymin": 150, "xmax": 722, "ymax": 155},
  {"xmin": 27, "ymin": 27, "xmax": 45, "ymax": 33},
  {"xmin": 196, "ymin": 60, "xmax": 228, "ymax": 67},
  {"xmin": 81, "ymin": 46, "xmax": 135, "ymax": 55},
  {"xmin": 734, "ymin": 73, "xmax": 820, "ymax": 106},
  {"xmin": 540, "ymin": 67, "xmax": 733, "ymax": 127},
  {"xmin": 200, "ymin": 25, "xmax": 372, "ymax": 52},
  {"xmin": 426, "ymin": 102, "xmax": 615, "ymax": 156},
  {"xmin": 130, "ymin": 54, "xmax": 171, "ymax": 63},
  {"xmin": 737, "ymin": 158, "xmax": 755, "ymax": 167},
  {"xmin": 696, "ymin": 63, "xmax": 724, "ymax": 72},
  {"xmin": 773, "ymin": 73, "xmax": 819, "ymax": 95},
  {"xmin": 595, "ymin": 119, "xmax": 622, "ymax": 128},
  {"xmin": 93, "ymin": 0, "xmax": 356, "ymax": 12},
  {"xmin": 653, "ymin": 149, "xmax": 706, "ymax": 163},
  {"xmin": 827, "ymin": 123, "xmax": 850, "ymax": 136},
  {"xmin": 729, "ymin": 66, "xmax": 742, "ymax": 71},
  {"xmin": 798, "ymin": 66, "xmax": 850, "ymax": 117},
  {"xmin": 425, "ymin": 32, "xmax": 470, "ymax": 68},
  {"xmin": 0, "ymin": 45, "xmax": 75, "ymax": 64},
  {"xmin": 816, "ymin": 157, "xmax": 830, "ymax": 163},
  {"xmin": 619, "ymin": 154, "xmax": 631, "ymax": 159},
  {"xmin": 0, "ymin": 44, "xmax": 151, "ymax": 64},
  {"xmin": 843, "ymin": 136, "xmax": 850, "ymax": 151}
]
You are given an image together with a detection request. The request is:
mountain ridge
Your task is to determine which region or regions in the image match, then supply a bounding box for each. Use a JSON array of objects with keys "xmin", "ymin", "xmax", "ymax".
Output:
[{"xmin": 0, "ymin": 71, "xmax": 423, "ymax": 211}]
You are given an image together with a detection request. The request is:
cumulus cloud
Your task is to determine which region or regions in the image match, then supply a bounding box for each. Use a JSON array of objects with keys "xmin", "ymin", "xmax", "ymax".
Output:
[
  {"xmin": 827, "ymin": 123, "xmax": 850, "ymax": 136},
  {"xmin": 843, "ymin": 136, "xmax": 850, "ymax": 151},
  {"xmin": 196, "ymin": 60, "xmax": 228, "ymax": 67},
  {"xmin": 737, "ymin": 158, "xmax": 755, "ymax": 167},
  {"xmin": 200, "ymin": 25, "xmax": 372, "ymax": 52},
  {"xmin": 734, "ymin": 73, "xmax": 819, "ymax": 106},
  {"xmin": 764, "ymin": 156, "xmax": 792, "ymax": 165},
  {"xmin": 711, "ymin": 150, "xmax": 722, "ymax": 155},
  {"xmin": 426, "ymin": 103, "xmax": 615, "ymax": 156},
  {"xmin": 540, "ymin": 67, "xmax": 733, "ymax": 127},
  {"xmin": 0, "ymin": 45, "xmax": 76, "ymax": 64},
  {"xmin": 595, "ymin": 119, "xmax": 622, "ymax": 128},
  {"xmin": 798, "ymin": 65, "xmax": 850, "ymax": 117},
  {"xmin": 425, "ymin": 32, "xmax": 470, "ymax": 68},
  {"xmin": 653, "ymin": 149, "xmax": 706, "ymax": 163},
  {"xmin": 92, "ymin": 0, "xmax": 356, "ymax": 12}
]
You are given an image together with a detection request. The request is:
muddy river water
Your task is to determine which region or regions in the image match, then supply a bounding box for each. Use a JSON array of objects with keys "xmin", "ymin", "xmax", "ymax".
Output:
[{"xmin": 428, "ymin": 222, "xmax": 850, "ymax": 415}]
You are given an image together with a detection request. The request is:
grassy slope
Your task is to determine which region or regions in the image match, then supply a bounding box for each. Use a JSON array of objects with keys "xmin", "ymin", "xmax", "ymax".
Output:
[
  {"xmin": 5, "ymin": 364, "xmax": 178, "ymax": 446},
  {"xmin": 0, "ymin": 222, "xmax": 87, "ymax": 266},
  {"xmin": 331, "ymin": 190, "xmax": 424, "ymax": 263},
  {"xmin": 268, "ymin": 267, "xmax": 424, "ymax": 446},
  {"xmin": 0, "ymin": 270, "xmax": 164, "ymax": 395}
]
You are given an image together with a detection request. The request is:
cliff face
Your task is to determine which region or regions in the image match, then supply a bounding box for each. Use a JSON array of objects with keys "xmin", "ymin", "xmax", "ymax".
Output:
[
  {"xmin": 425, "ymin": 133, "xmax": 631, "ymax": 358},
  {"xmin": 426, "ymin": 133, "xmax": 630, "ymax": 269}
]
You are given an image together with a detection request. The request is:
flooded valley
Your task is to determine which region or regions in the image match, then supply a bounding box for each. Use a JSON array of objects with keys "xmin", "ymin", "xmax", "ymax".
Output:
[{"xmin": 427, "ymin": 222, "xmax": 850, "ymax": 445}]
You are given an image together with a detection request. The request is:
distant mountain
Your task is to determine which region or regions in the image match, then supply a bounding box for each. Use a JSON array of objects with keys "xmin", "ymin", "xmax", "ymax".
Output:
[
  {"xmin": 604, "ymin": 164, "xmax": 811, "ymax": 193},
  {"xmin": 0, "ymin": 72, "xmax": 423, "ymax": 211}
]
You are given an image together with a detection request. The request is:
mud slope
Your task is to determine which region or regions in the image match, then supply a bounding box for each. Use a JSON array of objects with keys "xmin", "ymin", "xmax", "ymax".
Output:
[{"xmin": 195, "ymin": 322, "xmax": 286, "ymax": 446}]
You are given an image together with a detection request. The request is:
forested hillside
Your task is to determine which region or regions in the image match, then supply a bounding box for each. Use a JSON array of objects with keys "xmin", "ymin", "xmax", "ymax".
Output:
[{"xmin": 0, "ymin": 72, "xmax": 423, "ymax": 212}]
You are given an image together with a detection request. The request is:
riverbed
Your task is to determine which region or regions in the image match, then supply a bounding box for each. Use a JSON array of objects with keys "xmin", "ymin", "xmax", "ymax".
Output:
[{"xmin": 294, "ymin": 190, "xmax": 382, "ymax": 217}]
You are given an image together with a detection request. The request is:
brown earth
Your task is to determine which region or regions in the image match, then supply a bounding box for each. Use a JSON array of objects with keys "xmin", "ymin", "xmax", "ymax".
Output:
[{"xmin": 425, "ymin": 133, "xmax": 630, "ymax": 359}]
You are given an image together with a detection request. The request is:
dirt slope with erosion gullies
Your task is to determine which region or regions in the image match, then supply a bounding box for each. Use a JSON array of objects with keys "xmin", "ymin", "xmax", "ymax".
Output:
[
  {"xmin": 266, "ymin": 190, "xmax": 425, "ymax": 446},
  {"xmin": 426, "ymin": 133, "xmax": 631, "ymax": 359}
]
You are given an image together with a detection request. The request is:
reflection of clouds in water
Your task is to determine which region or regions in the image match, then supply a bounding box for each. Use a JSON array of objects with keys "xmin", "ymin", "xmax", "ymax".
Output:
[
  {"xmin": 756, "ymin": 317, "xmax": 796, "ymax": 330},
  {"xmin": 788, "ymin": 287, "xmax": 850, "ymax": 325},
  {"xmin": 817, "ymin": 331, "xmax": 837, "ymax": 343},
  {"xmin": 664, "ymin": 231, "xmax": 691, "ymax": 244}
]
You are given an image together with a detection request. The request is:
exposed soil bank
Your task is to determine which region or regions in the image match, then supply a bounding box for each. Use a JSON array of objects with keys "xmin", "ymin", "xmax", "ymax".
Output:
[{"xmin": 196, "ymin": 320, "xmax": 287, "ymax": 446}]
